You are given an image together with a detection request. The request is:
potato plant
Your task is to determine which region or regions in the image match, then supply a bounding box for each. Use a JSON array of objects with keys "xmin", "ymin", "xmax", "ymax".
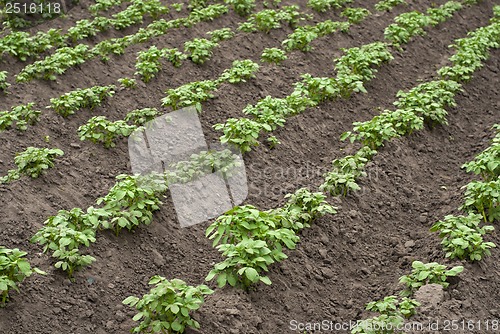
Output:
[
  {"xmin": 218, "ymin": 59, "xmax": 259, "ymax": 84},
  {"xmin": 393, "ymin": 80, "xmax": 462, "ymax": 126},
  {"xmin": 183, "ymin": 38, "xmax": 218, "ymax": 65},
  {"xmin": 320, "ymin": 147, "xmax": 376, "ymax": 196},
  {"xmin": 282, "ymin": 26, "xmax": 319, "ymax": 52},
  {"xmin": 0, "ymin": 247, "xmax": 45, "ymax": 306},
  {"xmin": 461, "ymin": 179, "xmax": 500, "ymax": 223},
  {"xmin": 163, "ymin": 48, "xmax": 187, "ymax": 68},
  {"xmin": 214, "ymin": 118, "xmax": 264, "ymax": 153},
  {"xmin": 205, "ymin": 239, "xmax": 277, "ymax": 289},
  {"xmin": 431, "ymin": 214, "xmax": 496, "ymax": 261},
  {"xmin": 0, "ymin": 71, "xmax": 9, "ymax": 92},
  {"xmin": 162, "ymin": 80, "xmax": 218, "ymax": 112},
  {"xmin": 260, "ymin": 47, "xmax": 287, "ymax": 64},
  {"xmin": 374, "ymin": 0, "xmax": 406, "ymax": 11},
  {"xmin": 281, "ymin": 188, "xmax": 337, "ymax": 230},
  {"xmin": 335, "ymin": 42, "xmax": 393, "ymax": 82},
  {"xmin": 225, "ymin": 0, "xmax": 255, "ymax": 16},
  {"xmin": 242, "ymin": 96, "xmax": 290, "ymax": 130},
  {"xmin": 49, "ymin": 85, "xmax": 116, "ymax": 117},
  {"xmin": 462, "ymin": 124, "xmax": 500, "ymax": 181},
  {"xmin": 341, "ymin": 109, "xmax": 424, "ymax": 149},
  {"xmin": 207, "ymin": 28, "xmax": 234, "ymax": 43},
  {"xmin": 89, "ymin": 0, "xmax": 124, "ymax": 14},
  {"xmin": 0, "ymin": 103, "xmax": 41, "ymax": 132},
  {"xmin": 238, "ymin": 6, "xmax": 307, "ymax": 33},
  {"xmin": 307, "ymin": 0, "xmax": 353, "ymax": 13},
  {"xmin": 123, "ymin": 276, "xmax": 213, "ymax": 333},
  {"xmin": 438, "ymin": 20, "xmax": 500, "ymax": 82},
  {"xmin": 118, "ymin": 77, "xmax": 137, "ymax": 89},
  {"xmin": 78, "ymin": 116, "xmax": 138, "ymax": 148},
  {"xmin": 166, "ymin": 149, "xmax": 242, "ymax": 184},
  {"xmin": 31, "ymin": 208, "xmax": 102, "ymax": 279},
  {"xmin": 399, "ymin": 261, "xmax": 464, "ymax": 297},
  {"xmin": 124, "ymin": 108, "xmax": 160, "ymax": 126},
  {"xmin": 16, "ymin": 45, "xmax": 90, "ymax": 82},
  {"xmin": 1, "ymin": 147, "xmax": 63, "ymax": 184},
  {"xmin": 96, "ymin": 174, "xmax": 167, "ymax": 235},
  {"xmin": 341, "ymin": 8, "xmax": 371, "ymax": 24},
  {"xmin": 352, "ymin": 296, "xmax": 419, "ymax": 333},
  {"xmin": 135, "ymin": 46, "xmax": 164, "ymax": 82}
]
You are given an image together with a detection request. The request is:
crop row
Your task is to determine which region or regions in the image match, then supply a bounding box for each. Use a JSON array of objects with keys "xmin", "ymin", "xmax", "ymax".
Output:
[
  {"xmin": 0, "ymin": 0, "xmax": 170, "ymax": 62},
  {"xmin": 12, "ymin": 4, "xmax": 229, "ymax": 82},
  {"xmin": 213, "ymin": 0, "xmax": 472, "ymax": 154}
]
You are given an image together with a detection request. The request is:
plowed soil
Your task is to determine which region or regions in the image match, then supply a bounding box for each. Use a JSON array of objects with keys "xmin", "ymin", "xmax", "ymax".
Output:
[{"xmin": 0, "ymin": 0, "xmax": 499, "ymax": 333}]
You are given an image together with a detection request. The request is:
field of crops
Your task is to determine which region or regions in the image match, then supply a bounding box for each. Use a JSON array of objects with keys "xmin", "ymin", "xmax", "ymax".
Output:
[{"xmin": 0, "ymin": 0, "xmax": 499, "ymax": 333}]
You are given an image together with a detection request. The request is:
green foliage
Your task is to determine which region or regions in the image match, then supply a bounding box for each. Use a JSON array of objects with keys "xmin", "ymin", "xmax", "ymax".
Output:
[
  {"xmin": 341, "ymin": 7, "xmax": 371, "ymax": 24},
  {"xmin": 111, "ymin": 0, "xmax": 169, "ymax": 29},
  {"xmin": 89, "ymin": 0, "xmax": 124, "ymax": 14},
  {"xmin": 293, "ymin": 74, "xmax": 340, "ymax": 104},
  {"xmin": 49, "ymin": 85, "xmax": 116, "ymax": 117},
  {"xmin": 135, "ymin": 46, "xmax": 163, "ymax": 83},
  {"xmin": 242, "ymin": 96, "xmax": 289, "ymax": 130},
  {"xmin": 431, "ymin": 214, "xmax": 496, "ymax": 261},
  {"xmin": 399, "ymin": 261, "xmax": 463, "ymax": 297},
  {"xmin": 353, "ymin": 296, "xmax": 419, "ymax": 333},
  {"xmin": 124, "ymin": 108, "xmax": 160, "ymax": 126},
  {"xmin": 207, "ymin": 28, "xmax": 234, "ymax": 43},
  {"xmin": 218, "ymin": 59, "xmax": 259, "ymax": 84},
  {"xmin": 188, "ymin": 4, "xmax": 228, "ymax": 23},
  {"xmin": 384, "ymin": 10, "xmax": 436, "ymax": 45},
  {"xmin": 282, "ymin": 188, "xmax": 337, "ymax": 229},
  {"xmin": 260, "ymin": 47, "xmax": 287, "ymax": 64},
  {"xmin": 267, "ymin": 135, "xmax": 280, "ymax": 148},
  {"xmin": 78, "ymin": 116, "xmax": 137, "ymax": 148},
  {"xmin": 166, "ymin": 149, "xmax": 242, "ymax": 184},
  {"xmin": 461, "ymin": 178, "xmax": 500, "ymax": 223},
  {"xmin": 438, "ymin": 22, "xmax": 500, "ymax": 82},
  {"xmin": 31, "ymin": 208, "xmax": 101, "ymax": 279},
  {"xmin": 239, "ymin": 6, "xmax": 307, "ymax": 33},
  {"xmin": 0, "ymin": 247, "xmax": 45, "ymax": 306},
  {"xmin": 341, "ymin": 109, "xmax": 424, "ymax": 149},
  {"xmin": 96, "ymin": 174, "xmax": 167, "ymax": 235},
  {"xmin": 225, "ymin": 0, "xmax": 255, "ymax": 16},
  {"xmin": 427, "ymin": 1, "xmax": 462, "ymax": 26},
  {"xmin": 16, "ymin": 45, "xmax": 90, "ymax": 82},
  {"xmin": 462, "ymin": 125, "xmax": 500, "ymax": 181},
  {"xmin": 307, "ymin": 0, "xmax": 353, "ymax": 13},
  {"xmin": 206, "ymin": 205, "xmax": 297, "ymax": 248},
  {"xmin": 184, "ymin": 38, "xmax": 218, "ymax": 64},
  {"xmin": 335, "ymin": 42, "xmax": 393, "ymax": 82},
  {"xmin": 0, "ymin": 103, "xmax": 41, "ymax": 132},
  {"xmin": 282, "ymin": 26, "xmax": 318, "ymax": 52},
  {"xmin": 162, "ymin": 80, "xmax": 218, "ymax": 111},
  {"xmin": 118, "ymin": 77, "xmax": 137, "ymax": 89},
  {"xmin": 320, "ymin": 147, "xmax": 376, "ymax": 196},
  {"xmin": 205, "ymin": 239, "xmax": 276, "ymax": 289},
  {"xmin": 66, "ymin": 18, "xmax": 110, "ymax": 43},
  {"xmin": 214, "ymin": 118, "xmax": 264, "ymax": 153},
  {"xmin": 0, "ymin": 29, "xmax": 64, "ymax": 61},
  {"xmin": 123, "ymin": 276, "xmax": 214, "ymax": 334},
  {"xmin": 315, "ymin": 20, "xmax": 350, "ymax": 36},
  {"xmin": 163, "ymin": 48, "xmax": 187, "ymax": 68},
  {"xmin": 0, "ymin": 71, "xmax": 10, "ymax": 92},
  {"xmin": 352, "ymin": 315, "xmax": 404, "ymax": 334},
  {"xmin": 393, "ymin": 80, "xmax": 462, "ymax": 126},
  {"xmin": 374, "ymin": 0, "xmax": 406, "ymax": 11},
  {"xmin": 171, "ymin": 3, "xmax": 183, "ymax": 12},
  {"xmin": 1, "ymin": 147, "xmax": 63, "ymax": 184}
]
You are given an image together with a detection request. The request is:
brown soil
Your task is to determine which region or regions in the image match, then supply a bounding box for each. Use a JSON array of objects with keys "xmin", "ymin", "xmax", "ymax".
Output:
[{"xmin": 0, "ymin": 0, "xmax": 499, "ymax": 333}]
